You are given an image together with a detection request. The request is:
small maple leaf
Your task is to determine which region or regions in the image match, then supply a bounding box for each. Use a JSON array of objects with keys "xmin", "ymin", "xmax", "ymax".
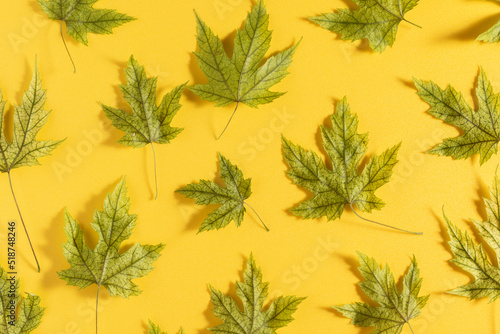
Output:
[
  {"xmin": 102, "ymin": 55, "xmax": 187, "ymax": 200},
  {"xmin": 0, "ymin": 60, "xmax": 63, "ymax": 272},
  {"xmin": 282, "ymin": 97, "xmax": 420, "ymax": 234},
  {"xmin": 334, "ymin": 252, "xmax": 429, "ymax": 334},
  {"xmin": 148, "ymin": 321, "xmax": 184, "ymax": 334},
  {"xmin": 309, "ymin": 0, "xmax": 422, "ymax": 53},
  {"xmin": 37, "ymin": 0, "xmax": 135, "ymax": 72},
  {"xmin": 415, "ymin": 68, "xmax": 500, "ymax": 165},
  {"xmin": 477, "ymin": 0, "xmax": 500, "ymax": 43},
  {"xmin": 177, "ymin": 153, "xmax": 268, "ymax": 233},
  {"xmin": 190, "ymin": 0, "xmax": 300, "ymax": 139},
  {"xmin": 444, "ymin": 174, "xmax": 500, "ymax": 301},
  {"xmin": 58, "ymin": 178, "xmax": 164, "ymax": 333},
  {"xmin": 209, "ymin": 253, "xmax": 305, "ymax": 333},
  {"xmin": 0, "ymin": 265, "xmax": 44, "ymax": 333}
]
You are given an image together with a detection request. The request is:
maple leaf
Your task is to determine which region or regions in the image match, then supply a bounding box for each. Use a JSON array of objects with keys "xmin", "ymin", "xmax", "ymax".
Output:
[
  {"xmin": 334, "ymin": 252, "xmax": 429, "ymax": 334},
  {"xmin": 148, "ymin": 321, "xmax": 184, "ymax": 334},
  {"xmin": 37, "ymin": 0, "xmax": 135, "ymax": 72},
  {"xmin": 415, "ymin": 68, "xmax": 500, "ymax": 165},
  {"xmin": 0, "ymin": 265, "xmax": 44, "ymax": 333},
  {"xmin": 58, "ymin": 178, "xmax": 164, "ymax": 333},
  {"xmin": 282, "ymin": 97, "xmax": 420, "ymax": 234},
  {"xmin": 190, "ymin": 0, "xmax": 300, "ymax": 139},
  {"xmin": 444, "ymin": 174, "xmax": 500, "ymax": 301},
  {"xmin": 309, "ymin": 0, "xmax": 421, "ymax": 53},
  {"xmin": 477, "ymin": 0, "xmax": 500, "ymax": 43},
  {"xmin": 177, "ymin": 153, "xmax": 268, "ymax": 233},
  {"xmin": 102, "ymin": 55, "xmax": 187, "ymax": 200},
  {"xmin": 0, "ymin": 60, "xmax": 63, "ymax": 272},
  {"xmin": 209, "ymin": 253, "xmax": 305, "ymax": 333}
]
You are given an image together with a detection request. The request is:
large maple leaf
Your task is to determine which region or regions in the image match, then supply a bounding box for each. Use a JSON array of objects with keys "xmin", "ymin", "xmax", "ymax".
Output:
[
  {"xmin": 209, "ymin": 254, "xmax": 305, "ymax": 333},
  {"xmin": 415, "ymin": 68, "xmax": 500, "ymax": 165},
  {"xmin": 335, "ymin": 252, "xmax": 429, "ymax": 334},
  {"xmin": 58, "ymin": 178, "xmax": 164, "ymax": 333},
  {"xmin": 282, "ymin": 97, "xmax": 420, "ymax": 234},
  {"xmin": 190, "ymin": 0, "xmax": 300, "ymax": 138},
  {"xmin": 309, "ymin": 0, "xmax": 421, "ymax": 52}
]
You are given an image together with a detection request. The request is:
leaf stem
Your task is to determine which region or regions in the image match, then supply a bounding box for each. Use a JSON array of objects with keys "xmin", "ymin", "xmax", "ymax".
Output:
[
  {"xmin": 348, "ymin": 203, "xmax": 422, "ymax": 235},
  {"xmin": 408, "ymin": 322, "xmax": 415, "ymax": 334},
  {"xmin": 150, "ymin": 143, "xmax": 158, "ymax": 200},
  {"xmin": 403, "ymin": 18, "xmax": 422, "ymax": 29},
  {"xmin": 60, "ymin": 21, "xmax": 76, "ymax": 73},
  {"xmin": 96, "ymin": 285, "xmax": 100, "ymax": 334},
  {"xmin": 7, "ymin": 171, "xmax": 40, "ymax": 272},
  {"xmin": 244, "ymin": 202, "xmax": 269, "ymax": 231},
  {"xmin": 217, "ymin": 102, "xmax": 239, "ymax": 140}
]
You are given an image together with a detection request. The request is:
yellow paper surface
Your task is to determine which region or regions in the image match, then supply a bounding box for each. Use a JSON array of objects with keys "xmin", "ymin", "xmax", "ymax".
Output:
[{"xmin": 0, "ymin": 0, "xmax": 499, "ymax": 333}]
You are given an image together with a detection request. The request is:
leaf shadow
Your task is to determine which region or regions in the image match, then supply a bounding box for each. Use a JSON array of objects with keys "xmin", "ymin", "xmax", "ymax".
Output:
[
  {"xmin": 173, "ymin": 189, "xmax": 215, "ymax": 233},
  {"xmin": 445, "ymin": 13, "xmax": 500, "ymax": 41},
  {"xmin": 398, "ymin": 77, "xmax": 416, "ymax": 91},
  {"xmin": 474, "ymin": 173, "xmax": 489, "ymax": 222},
  {"xmin": 40, "ymin": 208, "xmax": 67, "ymax": 289},
  {"xmin": 338, "ymin": 254, "xmax": 373, "ymax": 305},
  {"xmin": 326, "ymin": 306, "xmax": 373, "ymax": 334}
]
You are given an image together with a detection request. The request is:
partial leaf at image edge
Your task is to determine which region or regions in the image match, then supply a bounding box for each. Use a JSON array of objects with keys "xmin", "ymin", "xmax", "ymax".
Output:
[
  {"xmin": 58, "ymin": 178, "xmax": 164, "ymax": 334},
  {"xmin": 208, "ymin": 253, "xmax": 305, "ymax": 333},
  {"xmin": 148, "ymin": 320, "xmax": 184, "ymax": 334},
  {"xmin": 189, "ymin": 0, "xmax": 300, "ymax": 139},
  {"xmin": 477, "ymin": 0, "xmax": 500, "ymax": 43},
  {"xmin": 0, "ymin": 265, "xmax": 44, "ymax": 333},
  {"xmin": 444, "ymin": 173, "xmax": 500, "ymax": 301},
  {"xmin": 282, "ymin": 97, "xmax": 421, "ymax": 234},
  {"xmin": 0, "ymin": 59, "xmax": 64, "ymax": 272},
  {"xmin": 309, "ymin": 0, "xmax": 422, "ymax": 52},
  {"xmin": 334, "ymin": 252, "xmax": 429, "ymax": 334},
  {"xmin": 415, "ymin": 68, "xmax": 500, "ymax": 165},
  {"xmin": 102, "ymin": 55, "xmax": 187, "ymax": 200}
]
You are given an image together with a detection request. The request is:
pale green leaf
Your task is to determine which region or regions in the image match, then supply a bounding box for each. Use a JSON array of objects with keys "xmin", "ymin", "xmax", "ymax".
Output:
[
  {"xmin": 0, "ymin": 60, "xmax": 63, "ymax": 173},
  {"xmin": 37, "ymin": 0, "xmax": 135, "ymax": 45},
  {"xmin": 415, "ymin": 68, "xmax": 500, "ymax": 165},
  {"xmin": 0, "ymin": 265, "xmax": 44, "ymax": 333},
  {"xmin": 444, "ymin": 174, "xmax": 500, "ymax": 301},
  {"xmin": 102, "ymin": 55, "xmax": 186, "ymax": 199},
  {"xmin": 334, "ymin": 252, "xmax": 428, "ymax": 334},
  {"xmin": 309, "ymin": 0, "xmax": 421, "ymax": 53},
  {"xmin": 177, "ymin": 153, "xmax": 266, "ymax": 233},
  {"xmin": 209, "ymin": 254, "xmax": 305, "ymax": 333},
  {"xmin": 147, "ymin": 320, "xmax": 184, "ymax": 334},
  {"xmin": 58, "ymin": 178, "xmax": 164, "ymax": 328},
  {"xmin": 282, "ymin": 97, "xmax": 400, "ymax": 221},
  {"xmin": 190, "ymin": 0, "xmax": 299, "ymax": 136}
]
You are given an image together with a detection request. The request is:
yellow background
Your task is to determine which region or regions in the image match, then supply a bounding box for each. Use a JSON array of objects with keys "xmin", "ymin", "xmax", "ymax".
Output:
[{"xmin": 0, "ymin": 0, "xmax": 499, "ymax": 333}]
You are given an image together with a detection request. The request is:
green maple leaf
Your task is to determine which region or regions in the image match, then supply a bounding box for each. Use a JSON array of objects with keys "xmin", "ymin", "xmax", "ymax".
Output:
[
  {"xmin": 209, "ymin": 254, "xmax": 305, "ymax": 333},
  {"xmin": 58, "ymin": 178, "xmax": 164, "ymax": 333},
  {"xmin": 334, "ymin": 252, "xmax": 429, "ymax": 334},
  {"xmin": 148, "ymin": 321, "xmax": 184, "ymax": 334},
  {"xmin": 282, "ymin": 97, "xmax": 420, "ymax": 234},
  {"xmin": 190, "ymin": 0, "xmax": 300, "ymax": 139},
  {"xmin": 444, "ymin": 174, "xmax": 500, "ymax": 301},
  {"xmin": 102, "ymin": 55, "xmax": 187, "ymax": 200},
  {"xmin": 177, "ymin": 153, "xmax": 268, "ymax": 233},
  {"xmin": 0, "ymin": 60, "xmax": 63, "ymax": 272},
  {"xmin": 415, "ymin": 68, "xmax": 500, "ymax": 165},
  {"xmin": 0, "ymin": 265, "xmax": 44, "ymax": 333},
  {"xmin": 477, "ymin": 0, "xmax": 500, "ymax": 43},
  {"xmin": 309, "ymin": 0, "xmax": 422, "ymax": 53},
  {"xmin": 37, "ymin": 0, "xmax": 135, "ymax": 71}
]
